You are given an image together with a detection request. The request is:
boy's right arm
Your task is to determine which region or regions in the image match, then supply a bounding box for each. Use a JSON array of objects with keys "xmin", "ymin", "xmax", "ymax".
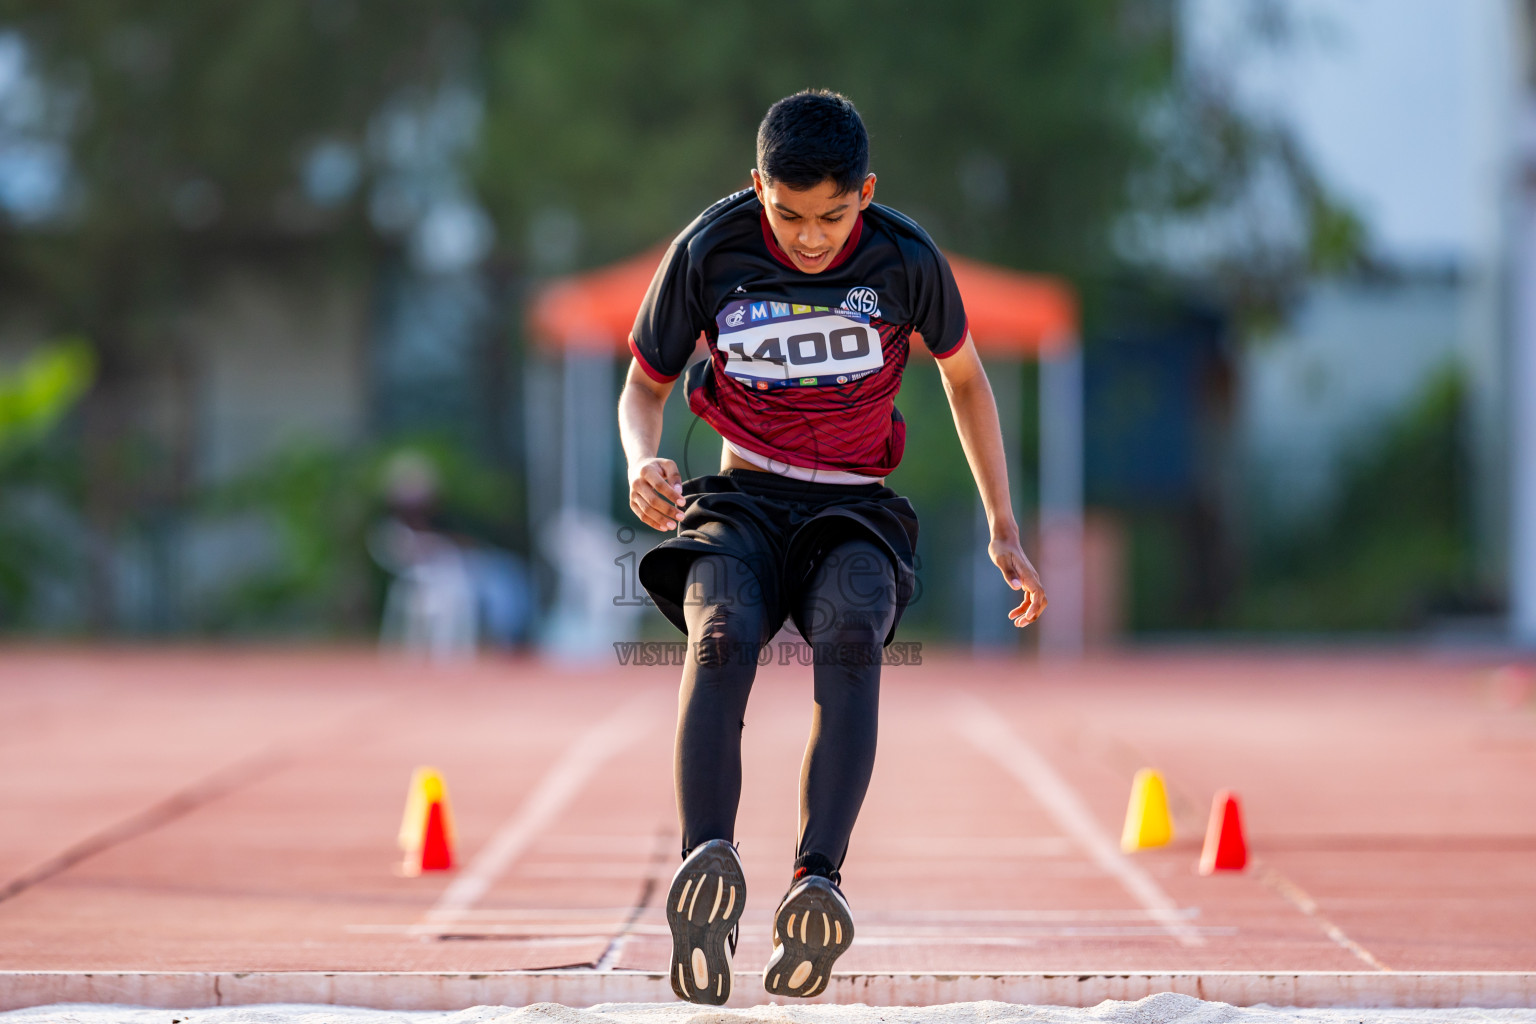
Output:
[{"xmin": 618, "ymin": 358, "xmax": 686, "ymax": 531}]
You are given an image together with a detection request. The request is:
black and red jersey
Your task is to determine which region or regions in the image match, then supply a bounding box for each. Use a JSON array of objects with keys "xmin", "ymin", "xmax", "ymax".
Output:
[{"xmin": 629, "ymin": 189, "xmax": 968, "ymax": 478}]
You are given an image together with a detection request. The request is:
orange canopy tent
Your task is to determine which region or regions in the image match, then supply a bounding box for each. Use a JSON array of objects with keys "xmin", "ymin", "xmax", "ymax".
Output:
[
  {"xmin": 526, "ymin": 245, "xmax": 1085, "ymax": 654},
  {"xmin": 528, "ymin": 247, "xmax": 1078, "ymax": 357}
]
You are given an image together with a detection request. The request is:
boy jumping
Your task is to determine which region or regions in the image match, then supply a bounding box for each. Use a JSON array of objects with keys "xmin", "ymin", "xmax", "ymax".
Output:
[{"xmin": 617, "ymin": 90, "xmax": 1047, "ymax": 1004}]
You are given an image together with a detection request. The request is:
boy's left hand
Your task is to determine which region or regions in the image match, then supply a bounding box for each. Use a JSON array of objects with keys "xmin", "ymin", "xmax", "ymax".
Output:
[{"xmin": 989, "ymin": 537, "xmax": 1047, "ymax": 627}]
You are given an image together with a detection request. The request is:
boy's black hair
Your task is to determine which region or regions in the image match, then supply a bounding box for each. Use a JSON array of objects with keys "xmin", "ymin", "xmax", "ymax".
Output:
[{"xmin": 756, "ymin": 90, "xmax": 869, "ymax": 196}]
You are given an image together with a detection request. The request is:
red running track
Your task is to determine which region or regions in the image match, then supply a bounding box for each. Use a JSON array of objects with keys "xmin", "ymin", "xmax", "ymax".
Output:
[{"xmin": 1, "ymin": 646, "xmax": 1533, "ymax": 983}]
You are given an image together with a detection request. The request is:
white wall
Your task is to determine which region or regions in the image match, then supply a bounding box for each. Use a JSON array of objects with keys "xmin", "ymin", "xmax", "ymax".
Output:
[{"xmin": 187, "ymin": 270, "xmax": 368, "ymax": 481}]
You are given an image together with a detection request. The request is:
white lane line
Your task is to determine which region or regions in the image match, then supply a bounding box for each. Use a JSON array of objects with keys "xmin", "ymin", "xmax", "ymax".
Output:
[
  {"xmin": 854, "ymin": 929, "xmax": 1239, "ymax": 947},
  {"xmin": 421, "ymin": 694, "xmax": 658, "ymax": 928},
  {"xmin": 863, "ymin": 836, "xmax": 1077, "ymax": 857},
  {"xmin": 417, "ymin": 907, "xmax": 643, "ymax": 920},
  {"xmin": 864, "ymin": 908, "xmax": 1199, "ymax": 923},
  {"xmin": 354, "ymin": 924, "xmax": 626, "ymax": 938},
  {"xmin": 952, "ymin": 695, "xmax": 1205, "ymax": 948},
  {"xmin": 1255, "ymin": 860, "xmax": 1392, "ymax": 971},
  {"xmin": 592, "ymin": 829, "xmax": 673, "ymax": 971}
]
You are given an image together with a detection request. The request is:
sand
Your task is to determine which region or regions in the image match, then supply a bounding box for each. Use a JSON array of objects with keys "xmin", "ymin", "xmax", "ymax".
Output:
[{"xmin": 6, "ymin": 996, "xmax": 1536, "ymax": 1024}]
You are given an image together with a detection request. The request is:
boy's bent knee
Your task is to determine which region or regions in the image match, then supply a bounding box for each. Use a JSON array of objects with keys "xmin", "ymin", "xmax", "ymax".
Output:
[
  {"xmin": 800, "ymin": 538, "xmax": 898, "ymax": 649},
  {"xmin": 831, "ymin": 608, "xmax": 888, "ymax": 646},
  {"xmin": 693, "ymin": 602, "xmax": 766, "ymax": 667}
]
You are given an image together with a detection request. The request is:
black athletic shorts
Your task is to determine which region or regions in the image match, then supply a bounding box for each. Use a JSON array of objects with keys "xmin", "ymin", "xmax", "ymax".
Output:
[{"xmin": 638, "ymin": 467, "xmax": 919, "ymax": 647}]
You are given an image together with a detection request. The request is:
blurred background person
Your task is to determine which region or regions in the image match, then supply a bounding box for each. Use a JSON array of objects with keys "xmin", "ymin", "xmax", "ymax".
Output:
[{"xmin": 371, "ymin": 448, "xmax": 532, "ymax": 659}]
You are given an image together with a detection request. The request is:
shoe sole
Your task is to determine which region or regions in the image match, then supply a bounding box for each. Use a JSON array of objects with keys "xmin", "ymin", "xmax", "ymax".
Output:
[
  {"xmin": 762, "ymin": 878, "xmax": 853, "ymax": 998},
  {"xmin": 666, "ymin": 842, "xmax": 745, "ymax": 1005}
]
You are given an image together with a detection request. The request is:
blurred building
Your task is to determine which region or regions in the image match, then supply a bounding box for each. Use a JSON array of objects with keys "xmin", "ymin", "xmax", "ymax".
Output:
[
  {"xmin": 1238, "ymin": 271, "xmax": 1464, "ymax": 537},
  {"xmin": 1185, "ymin": 0, "xmax": 1526, "ymax": 637},
  {"xmin": 1086, "ymin": 296, "xmax": 1234, "ymax": 633}
]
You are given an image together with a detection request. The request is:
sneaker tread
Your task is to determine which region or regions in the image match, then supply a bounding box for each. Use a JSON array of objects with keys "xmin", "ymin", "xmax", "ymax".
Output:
[
  {"xmin": 666, "ymin": 840, "xmax": 745, "ymax": 1005},
  {"xmin": 762, "ymin": 876, "xmax": 853, "ymax": 998}
]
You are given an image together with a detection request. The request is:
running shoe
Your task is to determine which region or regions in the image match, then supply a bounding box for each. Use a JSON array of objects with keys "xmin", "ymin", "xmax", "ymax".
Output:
[
  {"xmin": 665, "ymin": 838, "xmax": 745, "ymax": 1004},
  {"xmin": 762, "ymin": 870, "xmax": 853, "ymax": 998}
]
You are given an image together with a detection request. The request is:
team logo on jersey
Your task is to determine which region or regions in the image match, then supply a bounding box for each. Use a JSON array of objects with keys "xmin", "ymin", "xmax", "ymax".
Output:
[
  {"xmin": 769, "ymin": 302, "xmax": 790, "ymax": 317},
  {"xmin": 755, "ymin": 381, "xmax": 770, "ymax": 390},
  {"xmin": 724, "ymin": 307, "xmax": 746, "ymax": 327},
  {"xmin": 749, "ymin": 302, "xmax": 769, "ymax": 321},
  {"xmin": 836, "ymin": 375, "xmax": 848, "ymax": 384},
  {"xmin": 842, "ymin": 286, "xmax": 880, "ymax": 317}
]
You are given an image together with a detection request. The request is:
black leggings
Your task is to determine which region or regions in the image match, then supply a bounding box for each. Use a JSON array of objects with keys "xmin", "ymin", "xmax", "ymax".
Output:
[{"xmin": 674, "ymin": 537, "xmax": 897, "ymax": 876}]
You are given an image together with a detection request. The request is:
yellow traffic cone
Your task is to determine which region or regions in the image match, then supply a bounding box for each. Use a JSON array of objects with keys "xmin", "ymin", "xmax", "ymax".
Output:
[{"xmin": 1120, "ymin": 768, "xmax": 1173, "ymax": 852}]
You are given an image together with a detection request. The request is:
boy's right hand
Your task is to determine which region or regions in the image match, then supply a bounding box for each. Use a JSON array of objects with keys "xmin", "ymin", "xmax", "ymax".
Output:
[{"xmin": 628, "ymin": 457, "xmax": 686, "ymax": 531}]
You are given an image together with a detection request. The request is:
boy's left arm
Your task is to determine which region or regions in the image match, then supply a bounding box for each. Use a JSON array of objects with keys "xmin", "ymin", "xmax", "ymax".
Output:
[{"xmin": 932, "ymin": 333, "xmax": 1048, "ymax": 628}]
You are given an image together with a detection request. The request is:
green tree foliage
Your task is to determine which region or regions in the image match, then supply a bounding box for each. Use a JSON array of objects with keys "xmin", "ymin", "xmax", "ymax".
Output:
[
  {"xmin": 0, "ymin": 2, "xmax": 495, "ymax": 339},
  {"xmin": 0, "ymin": 339, "xmax": 93, "ymax": 622},
  {"xmin": 0, "ymin": 0, "xmax": 501, "ymax": 627},
  {"xmin": 0, "ymin": 0, "xmax": 1344, "ymax": 634},
  {"xmin": 0, "ymin": 337, "xmax": 93, "ymax": 464},
  {"xmin": 474, "ymin": 0, "xmax": 1339, "ymax": 292},
  {"xmin": 1232, "ymin": 370, "xmax": 1475, "ymax": 631},
  {"xmin": 477, "ymin": 0, "xmax": 1167, "ymax": 274}
]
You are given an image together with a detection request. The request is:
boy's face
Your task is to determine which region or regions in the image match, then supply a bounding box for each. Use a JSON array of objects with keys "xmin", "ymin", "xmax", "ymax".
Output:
[{"xmin": 752, "ymin": 169, "xmax": 875, "ymax": 274}]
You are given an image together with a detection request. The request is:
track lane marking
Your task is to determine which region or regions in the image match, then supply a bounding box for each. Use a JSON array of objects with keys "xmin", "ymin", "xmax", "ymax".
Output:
[
  {"xmin": 952, "ymin": 695, "xmax": 1205, "ymax": 948},
  {"xmin": 419, "ymin": 693, "xmax": 660, "ymax": 930},
  {"xmin": 0, "ymin": 689, "xmax": 407, "ymax": 905},
  {"xmin": 1255, "ymin": 859, "xmax": 1392, "ymax": 971},
  {"xmin": 0, "ymin": 747, "xmax": 292, "ymax": 905},
  {"xmin": 861, "ymin": 907, "xmax": 1199, "ymax": 922},
  {"xmin": 592, "ymin": 828, "xmax": 671, "ymax": 971},
  {"xmin": 850, "ymin": 930, "xmax": 1237, "ymax": 946}
]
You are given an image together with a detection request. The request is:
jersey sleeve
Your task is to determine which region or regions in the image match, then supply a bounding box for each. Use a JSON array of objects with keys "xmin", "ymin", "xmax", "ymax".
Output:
[
  {"xmin": 630, "ymin": 240, "xmax": 707, "ymax": 382},
  {"xmin": 911, "ymin": 242, "xmax": 969, "ymax": 359}
]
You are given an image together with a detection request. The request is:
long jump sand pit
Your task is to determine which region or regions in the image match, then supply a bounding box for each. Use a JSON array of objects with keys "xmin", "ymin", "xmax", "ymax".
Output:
[
  {"xmin": 0, "ymin": 646, "xmax": 1532, "ymax": 1015},
  {"xmin": 5, "ymin": 994, "xmax": 1536, "ymax": 1024}
]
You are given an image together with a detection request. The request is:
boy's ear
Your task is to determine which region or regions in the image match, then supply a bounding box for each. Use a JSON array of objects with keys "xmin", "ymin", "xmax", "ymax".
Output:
[
  {"xmin": 751, "ymin": 169, "xmax": 766, "ymax": 204},
  {"xmin": 859, "ymin": 173, "xmax": 877, "ymax": 209}
]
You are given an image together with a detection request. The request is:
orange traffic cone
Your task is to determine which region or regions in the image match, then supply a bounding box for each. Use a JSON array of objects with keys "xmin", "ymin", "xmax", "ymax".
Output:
[
  {"xmin": 1199, "ymin": 789, "xmax": 1247, "ymax": 874},
  {"xmin": 399, "ymin": 766, "xmax": 456, "ymax": 875}
]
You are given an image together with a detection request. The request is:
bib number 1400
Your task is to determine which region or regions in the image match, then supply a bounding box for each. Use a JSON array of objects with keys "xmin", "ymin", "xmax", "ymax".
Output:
[
  {"xmin": 716, "ymin": 303, "xmax": 884, "ymax": 386},
  {"xmin": 728, "ymin": 327, "xmax": 870, "ymax": 367}
]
